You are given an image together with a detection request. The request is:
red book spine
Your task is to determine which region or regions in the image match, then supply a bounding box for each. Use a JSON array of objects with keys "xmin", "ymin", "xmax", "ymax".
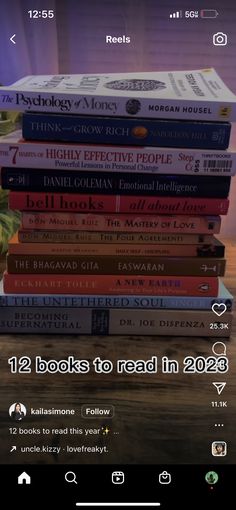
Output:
[
  {"xmin": 3, "ymin": 272, "xmax": 219, "ymax": 296},
  {"xmin": 21, "ymin": 213, "xmax": 221, "ymax": 234},
  {"xmin": 9, "ymin": 192, "xmax": 229, "ymax": 215}
]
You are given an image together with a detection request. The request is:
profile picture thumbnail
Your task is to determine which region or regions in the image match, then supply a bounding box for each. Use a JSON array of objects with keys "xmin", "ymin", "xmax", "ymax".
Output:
[
  {"xmin": 211, "ymin": 441, "xmax": 227, "ymax": 457},
  {"xmin": 9, "ymin": 402, "xmax": 27, "ymax": 421}
]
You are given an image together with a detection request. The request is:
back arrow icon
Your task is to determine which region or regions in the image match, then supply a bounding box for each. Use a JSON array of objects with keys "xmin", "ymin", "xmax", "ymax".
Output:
[{"xmin": 10, "ymin": 34, "xmax": 16, "ymax": 44}]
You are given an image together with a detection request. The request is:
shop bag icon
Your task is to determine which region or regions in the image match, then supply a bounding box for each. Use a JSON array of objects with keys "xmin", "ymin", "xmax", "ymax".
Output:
[{"xmin": 159, "ymin": 471, "xmax": 171, "ymax": 484}]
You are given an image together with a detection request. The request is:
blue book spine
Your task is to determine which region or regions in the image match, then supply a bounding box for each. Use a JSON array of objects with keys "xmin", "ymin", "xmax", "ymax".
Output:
[
  {"xmin": 22, "ymin": 113, "xmax": 231, "ymax": 149},
  {"xmin": 0, "ymin": 292, "xmax": 233, "ymax": 311},
  {"xmin": 1, "ymin": 168, "xmax": 231, "ymax": 198}
]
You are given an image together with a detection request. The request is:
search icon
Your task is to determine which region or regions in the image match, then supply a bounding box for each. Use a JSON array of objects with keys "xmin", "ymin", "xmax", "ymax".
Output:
[
  {"xmin": 65, "ymin": 471, "xmax": 77, "ymax": 484},
  {"xmin": 212, "ymin": 342, "xmax": 227, "ymax": 356}
]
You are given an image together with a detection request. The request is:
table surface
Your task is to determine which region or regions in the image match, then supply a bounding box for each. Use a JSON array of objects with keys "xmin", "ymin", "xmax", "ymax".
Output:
[{"xmin": 0, "ymin": 237, "xmax": 235, "ymax": 465}]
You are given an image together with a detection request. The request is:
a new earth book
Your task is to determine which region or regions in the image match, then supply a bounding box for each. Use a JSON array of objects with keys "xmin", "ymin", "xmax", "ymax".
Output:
[{"xmin": 0, "ymin": 69, "xmax": 236, "ymax": 121}]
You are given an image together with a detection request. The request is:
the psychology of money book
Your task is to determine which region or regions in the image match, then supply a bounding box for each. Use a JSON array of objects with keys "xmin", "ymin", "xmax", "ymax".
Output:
[{"xmin": 0, "ymin": 69, "xmax": 236, "ymax": 121}]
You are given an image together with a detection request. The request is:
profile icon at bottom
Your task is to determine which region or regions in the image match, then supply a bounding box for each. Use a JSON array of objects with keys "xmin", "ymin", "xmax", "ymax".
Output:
[{"xmin": 205, "ymin": 471, "xmax": 219, "ymax": 485}]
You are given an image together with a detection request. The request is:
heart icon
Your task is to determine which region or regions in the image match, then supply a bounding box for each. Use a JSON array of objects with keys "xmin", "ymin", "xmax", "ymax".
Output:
[{"xmin": 212, "ymin": 303, "xmax": 227, "ymax": 317}]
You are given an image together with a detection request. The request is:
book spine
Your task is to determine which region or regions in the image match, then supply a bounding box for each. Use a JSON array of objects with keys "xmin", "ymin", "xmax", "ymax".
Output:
[
  {"xmin": 7, "ymin": 254, "xmax": 226, "ymax": 276},
  {"xmin": 8, "ymin": 240, "xmax": 225, "ymax": 258},
  {"xmin": 0, "ymin": 307, "xmax": 231, "ymax": 336},
  {"xmin": 0, "ymin": 292, "xmax": 232, "ymax": 311},
  {"xmin": 1, "ymin": 168, "xmax": 231, "ymax": 198},
  {"xmin": 21, "ymin": 213, "xmax": 221, "ymax": 234},
  {"xmin": 3, "ymin": 273, "xmax": 219, "ymax": 296},
  {"xmin": 0, "ymin": 86, "xmax": 235, "ymax": 121},
  {"xmin": 1, "ymin": 134, "xmax": 235, "ymax": 176},
  {"xmin": 17, "ymin": 229, "xmax": 215, "ymax": 244},
  {"xmin": 22, "ymin": 113, "xmax": 231, "ymax": 149},
  {"xmin": 8, "ymin": 192, "xmax": 230, "ymax": 215}
]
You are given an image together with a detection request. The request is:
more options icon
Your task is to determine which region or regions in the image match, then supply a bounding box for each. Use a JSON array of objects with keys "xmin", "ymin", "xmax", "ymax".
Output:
[
  {"xmin": 159, "ymin": 471, "xmax": 171, "ymax": 484},
  {"xmin": 112, "ymin": 471, "xmax": 125, "ymax": 484}
]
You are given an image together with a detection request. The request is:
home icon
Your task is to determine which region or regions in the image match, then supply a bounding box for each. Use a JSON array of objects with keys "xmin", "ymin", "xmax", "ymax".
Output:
[{"xmin": 18, "ymin": 472, "xmax": 31, "ymax": 485}]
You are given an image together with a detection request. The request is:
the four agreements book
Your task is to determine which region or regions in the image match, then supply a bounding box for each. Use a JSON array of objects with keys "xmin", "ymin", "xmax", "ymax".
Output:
[{"xmin": 0, "ymin": 68, "xmax": 236, "ymax": 121}]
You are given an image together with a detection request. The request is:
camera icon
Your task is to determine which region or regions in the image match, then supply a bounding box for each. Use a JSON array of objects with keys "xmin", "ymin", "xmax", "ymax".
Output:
[{"xmin": 213, "ymin": 32, "xmax": 227, "ymax": 46}]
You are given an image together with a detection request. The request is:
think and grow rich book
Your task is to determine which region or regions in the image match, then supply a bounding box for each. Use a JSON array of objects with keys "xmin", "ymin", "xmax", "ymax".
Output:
[
  {"xmin": 8, "ymin": 192, "xmax": 230, "ymax": 215},
  {"xmin": 0, "ymin": 69, "xmax": 236, "ymax": 121},
  {"xmin": 0, "ymin": 129, "xmax": 235, "ymax": 176},
  {"xmin": 6, "ymin": 254, "xmax": 226, "ymax": 276},
  {"xmin": 0, "ymin": 307, "xmax": 232, "ymax": 336},
  {"xmin": 0, "ymin": 279, "xmax": 233, "ymax": 311},
  {"xmin": 1, "ymin": 169, "xmax": 231, "ymax": 198},
  {"xmin": 22, "ymin": 113, "xmax": 231, "ymax": 150}
]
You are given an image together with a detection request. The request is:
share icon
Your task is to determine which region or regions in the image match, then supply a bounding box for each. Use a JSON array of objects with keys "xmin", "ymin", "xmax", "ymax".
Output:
[{"xmin": 212, "ymin": 382, "xmax": 227, "ymax": 395}]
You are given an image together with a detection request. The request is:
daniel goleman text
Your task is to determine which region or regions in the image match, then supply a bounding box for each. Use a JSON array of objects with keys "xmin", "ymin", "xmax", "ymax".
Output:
[
  {"xmin": 1, "ymin": 93, "xmax": 212, "ymax": 114},
  {"xmin": 8, "ymin": 355, "xmax": 229, "ymax": 375},
  {"xmin": 42, "ymin": 175, "xmax": 198, "ymax": 193}
]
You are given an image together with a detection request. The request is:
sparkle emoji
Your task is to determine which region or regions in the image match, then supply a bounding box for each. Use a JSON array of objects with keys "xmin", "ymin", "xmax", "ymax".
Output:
[{"xmin": 102, "ymin": 426, "xmax": 110, "ymax": 436}]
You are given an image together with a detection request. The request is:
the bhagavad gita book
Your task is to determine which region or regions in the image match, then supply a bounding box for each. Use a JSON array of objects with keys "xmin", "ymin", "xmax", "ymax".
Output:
[
  {"xmin": 0, "ymin": 69, "xmax": 236, "ymax": 121},
  {"xmin": 6, "ymin": 254, "xmax": 226, "ymax": 276}
]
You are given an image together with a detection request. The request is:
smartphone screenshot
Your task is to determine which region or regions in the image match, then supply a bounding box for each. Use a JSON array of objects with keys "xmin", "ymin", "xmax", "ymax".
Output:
[{"xmin": 0, "ymin": 1, "xmax": 235, "ymax": 508}]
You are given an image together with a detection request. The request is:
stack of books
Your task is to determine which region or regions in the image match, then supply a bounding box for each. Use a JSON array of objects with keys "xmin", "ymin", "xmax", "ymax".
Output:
[{"xmin": 0, "ymin": 69, "xmax": 235, "ymax": 336}]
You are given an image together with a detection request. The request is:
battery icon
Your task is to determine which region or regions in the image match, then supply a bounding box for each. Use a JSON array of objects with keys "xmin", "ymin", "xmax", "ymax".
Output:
[{"xmin": 200, "ymin": 9, "xmax": 219, "ymax": 18}]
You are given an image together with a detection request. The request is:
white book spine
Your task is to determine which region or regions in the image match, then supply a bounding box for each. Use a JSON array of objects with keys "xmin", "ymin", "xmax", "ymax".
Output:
[{"xmin": 0, "ymin": 133, "xmax": 235, "ymax": 176}]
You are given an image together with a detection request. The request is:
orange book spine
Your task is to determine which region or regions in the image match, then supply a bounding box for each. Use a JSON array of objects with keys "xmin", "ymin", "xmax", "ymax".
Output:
[
  {"xmin": 3, "ymin": 272, "xmax": 219, "ymax": 296},
  {"xmin": 7, "ymin": 234, "xmax": 224, "ymax": 257}
]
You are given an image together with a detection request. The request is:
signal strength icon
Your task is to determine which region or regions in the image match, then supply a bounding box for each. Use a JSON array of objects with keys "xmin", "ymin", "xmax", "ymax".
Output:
[{"xmin": 170, "ymin": 11, "xmax": 182, "ymax": 18}]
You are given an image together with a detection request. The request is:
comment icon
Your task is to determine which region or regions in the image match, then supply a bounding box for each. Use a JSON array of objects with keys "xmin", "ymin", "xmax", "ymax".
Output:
[{"xmin": 212, "ymin": 342, "xmax": 227, "ymax": 356}]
